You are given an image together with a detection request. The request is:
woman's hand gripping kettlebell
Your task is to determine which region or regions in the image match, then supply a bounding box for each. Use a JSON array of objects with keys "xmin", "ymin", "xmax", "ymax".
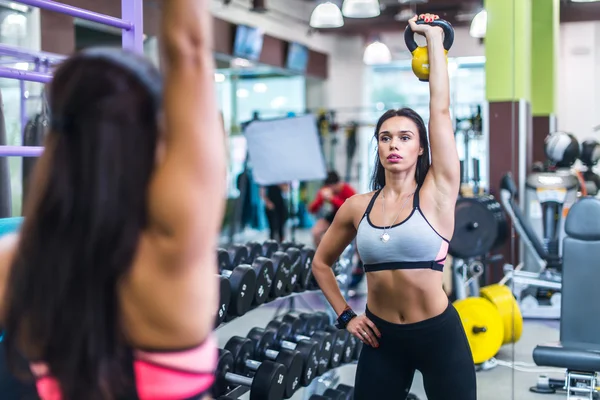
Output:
[{"xmin": 408, "ymin": 14, "xmax": 443, "ymax": 38}]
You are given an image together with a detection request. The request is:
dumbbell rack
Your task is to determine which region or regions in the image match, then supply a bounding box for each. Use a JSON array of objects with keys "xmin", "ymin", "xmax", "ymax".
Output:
[{"xmin": 215, "ymin": 239, "xmax": 358, "ymax": 400}]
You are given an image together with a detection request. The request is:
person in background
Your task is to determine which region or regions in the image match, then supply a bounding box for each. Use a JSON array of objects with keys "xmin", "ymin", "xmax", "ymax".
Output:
[
  {"xmin": 309, "ymin": 170, "xmax": 356, "ymax": 247},
  {"xmin": 260, "ymin": 183, "xmax": 290, "ymax": 243}
]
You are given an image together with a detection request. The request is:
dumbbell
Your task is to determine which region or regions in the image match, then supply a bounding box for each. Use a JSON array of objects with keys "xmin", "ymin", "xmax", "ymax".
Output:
[
  {"xmin": 296, "ymin": 247, "xmax": 315, "ymax": 292},
  {"xmin": 226, "ymin": 336, "xmax": 302, "ymax": 399},
  {"xmin": 283, "ymin": 247, "xmax": 302, "ymax": 294},
  {"xmin": 352, "ymin": 337, "xmax": 362, "ymax": 361},
  {"xmin": 245, "ymin": 241, "xmax": 264, "ymax": 262},
  {"xmin": 324, "ymin": 326, "xmax": 353, "ymax": 368},
  {"xmin": 217, "ymin": 249, "xmax": 256, "ymax": 315},
  {"xmin": 249, "ymin": 257, "xmax": 275, "ymax": 306},
  {"xmin": 227, "ymin": 244, "xmax": 249, "ymax": 266},
  {"xmin": 268, "ymin": 252, "xmax": 292, "ymax": 300},
  {"xmin": 266, "ymin": 319, "xmax": 334, "ymax": 375},
  {"xmin": 221, "ymin": 248, "xmax": 274, "ymax": 306},
  {"xmin": 280, "ymin": 241, "xmax": 302, "ymax": 251},
  {"xmin": 334, "ymin": 384, "xmax": 355, "ymax": 400},
  {"xmin": 248, "ymin": 327, "xmax": 319, "ymax": 387},
  {"xmin": 213, "ymin": 348, "xmax": 286, "ymax": 400},
  {"xmin": 281, "ymin": 312, "xmax": 330, "ymax": 336},
  {"xmin": 262, "ymin": 239, "xmax": 280, "ymax": 258},
  {"xmin": 215, "ymin": 275, "xmax": 231, "ymax": 327},
  {"xmin": 316, "ymin": 384, "xmax": 355, "ymax": 400}
]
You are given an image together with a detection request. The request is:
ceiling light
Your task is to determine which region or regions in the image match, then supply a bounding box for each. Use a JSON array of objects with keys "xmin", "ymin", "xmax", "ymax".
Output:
[
  {"xmin": 253, "ymin": 83, "xmax": 268, "ymax": 93},
  {"xmin": 342, "ymin": 0, "xmax": 381, "ymax": 18},
  {"xmin": 570, "ymin": 0, "xmax": 600, "ymax": 2},
  {"xmin": 363, "ymin": 40, "xmax": 392, "ymax": 65},
  {"xmin": 470, "ymin": 9, "xmax": 487, "ymax": 39},
  {"xmin": 310, "ymin": 2, "xmax": 344, "ymax": 28}
]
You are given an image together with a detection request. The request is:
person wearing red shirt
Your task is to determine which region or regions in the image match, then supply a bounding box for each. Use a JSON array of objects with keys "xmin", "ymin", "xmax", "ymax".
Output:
[{"xmin": 309, "ymin": 170, "xmax": 356, "ymax": 246}]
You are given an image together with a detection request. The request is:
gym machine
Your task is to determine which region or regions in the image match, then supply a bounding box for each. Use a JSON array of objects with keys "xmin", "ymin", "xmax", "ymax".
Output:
[
  {"xmin": 579, "ymin": 139, "xmax": 600, "ymax": 197},
  {"xmin": 529, "ymin": 197, "xmax": 600, "ymax": 400},
  {"xmin": 499, "ymin": 130, "xmax": 581, "ymax": 320},
  {"xmin": 499, "ymin": 171, "xmax": 578, "ymax": 319}
]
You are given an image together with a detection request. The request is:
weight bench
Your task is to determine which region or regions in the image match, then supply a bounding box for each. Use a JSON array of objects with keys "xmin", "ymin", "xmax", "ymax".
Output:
[
  {"xmin": 498, "ymin": 173, "xmax": 563, "ymax": 319},
  {"xmin": 531, "ymin": 197, "xmax": 600, "ymax": 399}
]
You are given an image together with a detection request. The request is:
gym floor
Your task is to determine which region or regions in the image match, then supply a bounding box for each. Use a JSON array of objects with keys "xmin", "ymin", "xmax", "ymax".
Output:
[{"xmin": 223, "ymin": 228, "xmax": 567, "ymax": 400}]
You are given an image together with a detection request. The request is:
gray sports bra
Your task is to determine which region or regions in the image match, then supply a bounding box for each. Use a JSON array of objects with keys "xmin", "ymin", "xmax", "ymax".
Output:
[{"xmin": 356, "ymin": 187, "xmax": 450, "ymax": 272}]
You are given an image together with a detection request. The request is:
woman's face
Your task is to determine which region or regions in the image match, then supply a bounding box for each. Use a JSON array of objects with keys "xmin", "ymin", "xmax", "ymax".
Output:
[{"xmin": 377, "ymin": 116, "xmax": 423, "ymax": 172}]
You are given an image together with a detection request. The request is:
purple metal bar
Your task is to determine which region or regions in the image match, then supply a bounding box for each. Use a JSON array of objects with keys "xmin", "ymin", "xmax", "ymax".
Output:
[
  {"xmin": 121, "ymin": 0, "xmax": 144, "ymax": 53},
  {"xmin": 0, "ymin": 146, "xmax": 43, "ymax": 157},
  {"xmin": 0, "ymin": 43, "xmax": 65, "ymax": 64},
  {"xmin": 0, "ymin": 67, "xmax": 51, "ymax": 83},
  {"xmin": 16, "ymin": 0, "xmax": 133, "ymax": 31},
  {"xmin": 19, "ymin": 80, "xmax": 27, "ymax": 144}
]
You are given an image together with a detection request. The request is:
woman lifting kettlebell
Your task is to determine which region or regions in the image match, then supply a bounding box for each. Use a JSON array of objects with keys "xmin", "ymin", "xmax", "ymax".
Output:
[{"xmin": 311, "ymin": 14, "xmax": 477, "ymax": 400}]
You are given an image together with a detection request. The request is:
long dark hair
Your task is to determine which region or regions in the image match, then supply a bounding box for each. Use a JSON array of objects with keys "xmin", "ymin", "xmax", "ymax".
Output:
[
  {"xmin": 370, "ymin": 108, "xmax": 430, "ymax": 191},
  {"xmin": 3, "ymin": 50, "xmax": 162, "ymax": 400}
]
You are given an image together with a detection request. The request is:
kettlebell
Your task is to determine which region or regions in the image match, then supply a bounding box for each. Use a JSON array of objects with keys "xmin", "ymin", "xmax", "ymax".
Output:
[{"xmin": 404, "ymin": 17, "xmax": 455, "ymax": 82}]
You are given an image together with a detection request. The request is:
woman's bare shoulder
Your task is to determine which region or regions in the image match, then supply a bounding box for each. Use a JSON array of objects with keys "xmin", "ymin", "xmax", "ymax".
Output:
[{"xmin": 343, "ymin": 191, "xmax": 378, "ymax": 218}]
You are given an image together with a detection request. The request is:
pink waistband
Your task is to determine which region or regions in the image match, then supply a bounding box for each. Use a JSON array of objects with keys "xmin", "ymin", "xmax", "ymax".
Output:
[{"xmin": 30, "ymin": 334, "xmax": 217, "ymax": 400}]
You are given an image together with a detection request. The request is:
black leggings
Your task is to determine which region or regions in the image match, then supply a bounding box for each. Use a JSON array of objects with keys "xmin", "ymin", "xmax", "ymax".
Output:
[
  {"xmin": 354, "ymin": 302, "xmax": 477, "ymax": 400},
  {"xmin": 265, "ymin": 206, "xmax": 287, "ymax": 242}
]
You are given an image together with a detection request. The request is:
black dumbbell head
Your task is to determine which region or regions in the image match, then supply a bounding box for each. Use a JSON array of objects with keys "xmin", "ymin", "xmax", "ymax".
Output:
[
  {"xmin": 326, "ymin": 329, "xmax": 347, "ymax": 369},
  {"xmin": 217, "ymin": 248, "xmax": 231, "ymax": 271},
  {"xmin": 323, "ymin": 388, "xmax": 345, "ymax": 400},
  {"xmin": 213, "ymin": 349, "xmax": 235, "ymax": 397},
  {"xmin": 282, "ymin": 313, "xmax": 311, "ymax": 336},
  {"xmin": 262, "ymin": 239, "xmax": 279, "ymax": 258},
  {"xmin": 245, "ymin": 241, "xmax": 263, "ymax": 263},
  {"xmin": 274, "ymin": 349, "xmax": 303, "ymax": 398},
  {"xmin": 341, "ymin": 331, "xmax": 355, "ymax": 364},
  {"xmin": 224, "ymin": 336, "xmax": 254, "ymax": 373},
  {"xmin": 336, "ymin": 384, "xmax": 355, "ymax": 400},
  {"xmin": 313, "ymin": 311, "xmax": 331, "ymax": 330},
  {"xmin": 294, "ymin": 339, "xmax": 320, "ymax": 386},
  {"xmin": 279, "ymin": 241, "xmax": 298, "ymax": 251},
  {"xmin": 228, "ymin": 244, "xmax": 249, "ymax": 267},
  {"xmin": 252, "ymin": 257, "xmax": 274, "ymax": 305},
  {"xmin": 298, "ymin": 248, "xmax": 315, "ymax": 290},
  {"xmin": 352, "ymin": 338, "xmax": 362, "ymax": 361},
  {"xmin": 266, "ymin": 320, "xmax": 293, "ymax": 344},
  {"xmin": 247, "ymin": 328, "xmax": 277, "ymax": 358},
  {"xmin": 250, "ymin": 360, "xmax": 286, "ymax": 400},
  {"xmin": 227, "ymin": 265, "xmax": 257, "ymax": 316},
  {"xmin": 311, "ymin": 331, "xmax": 334, "ymax": 375},
  {"xmin": 285, "ymin": 249, "xmax": 302, "ymax": 294},
  {"xmin": 269, "ymin": 252, "xmax": 292, "ymax": 299},
  {"xmin": 215, "ymin": 275, "xmax": 231, "ymax": 327}
]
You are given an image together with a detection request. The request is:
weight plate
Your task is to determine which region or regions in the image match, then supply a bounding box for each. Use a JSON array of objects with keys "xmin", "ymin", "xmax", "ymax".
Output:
[
  {"xmin": 454, "ymin": 297, "xmax": 504, "ymax": 364},
  {"xmin": 480, "ymin": 284, "xmax": 523, "ymax": 345},
  {"xmin": 449, "ymin": 195, "xmax": 508, "ymax": 259}
]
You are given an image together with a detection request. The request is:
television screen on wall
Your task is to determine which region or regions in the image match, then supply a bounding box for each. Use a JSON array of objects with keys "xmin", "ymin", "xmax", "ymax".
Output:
[
  {"xmin": 233, "ymin": 24, "xmax": 264, "ymax": 61},
  {"xmin": 286, "ymin": 42, "xmax": 309, "ymax": 72}
]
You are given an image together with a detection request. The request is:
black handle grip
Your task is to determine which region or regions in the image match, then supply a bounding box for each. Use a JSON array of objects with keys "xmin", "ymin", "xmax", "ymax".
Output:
[{"xmin": 404, "ymin": 18, "xmax": 455, "ymax": 53}]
